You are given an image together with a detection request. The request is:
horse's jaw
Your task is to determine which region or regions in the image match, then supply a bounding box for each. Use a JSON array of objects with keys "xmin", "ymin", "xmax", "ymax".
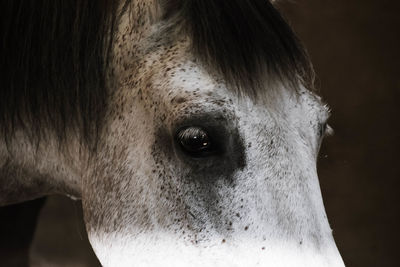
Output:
[{"xmin": 88, "ymin": 231, "xmax": 345, "ymax": 267}]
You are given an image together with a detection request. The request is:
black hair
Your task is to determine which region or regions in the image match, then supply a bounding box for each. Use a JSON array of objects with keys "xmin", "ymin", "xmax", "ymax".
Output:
[
  {"xmin": 0, "ymin": 0, "xmax": 125, "ymax": 148},
  {"xmin": 0, "ymin": 0, "xmax": 313, "ymax": 148},
  {"xmin": 162, "ymin": 0, "xmax": 314, "ymax": 97}
]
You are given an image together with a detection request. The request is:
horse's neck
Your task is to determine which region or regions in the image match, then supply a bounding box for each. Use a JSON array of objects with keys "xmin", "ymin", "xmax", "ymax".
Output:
[{"xmin": 0, "ymin": 131, "xmax": 84, "ymax": 205}]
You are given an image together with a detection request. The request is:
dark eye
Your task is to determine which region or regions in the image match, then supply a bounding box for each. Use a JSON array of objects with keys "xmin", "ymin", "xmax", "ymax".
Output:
[{"xmin": 176, "ymin": 126, "xmax": 217, "ymax": 157}]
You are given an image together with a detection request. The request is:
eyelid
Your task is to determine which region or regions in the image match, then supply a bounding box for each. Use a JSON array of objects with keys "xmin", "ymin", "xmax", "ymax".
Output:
[{"xmin": 325, "ymin": 124, "xmax": 334, "ymax": 136}]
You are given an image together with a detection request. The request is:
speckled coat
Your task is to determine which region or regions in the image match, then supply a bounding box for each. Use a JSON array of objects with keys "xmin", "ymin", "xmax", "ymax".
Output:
[{"xmin": 0, "ymin": 1, "xmax": 344, "ymax": 266}]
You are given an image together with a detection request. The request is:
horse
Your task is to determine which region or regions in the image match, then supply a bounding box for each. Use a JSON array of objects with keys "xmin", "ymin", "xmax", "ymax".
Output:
[{"xmin": 0, "ymin": 0, "xmax": 345, "ymax": 266}]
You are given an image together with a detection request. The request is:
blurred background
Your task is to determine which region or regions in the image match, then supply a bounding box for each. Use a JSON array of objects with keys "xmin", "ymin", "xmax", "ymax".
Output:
[
  {"xmin": 280, "ymin": 1, "xmax": 400, "ymax": 266},
  {"xmin": 1, "ymin": 0, "xmax": 399, "ymax": 266}
]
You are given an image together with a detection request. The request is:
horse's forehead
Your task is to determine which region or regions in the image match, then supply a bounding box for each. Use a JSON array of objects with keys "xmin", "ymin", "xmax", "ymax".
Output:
[
  {"xmin": 115, "ymin": 19, "xmax": 324, "ymax": 125},
  {"xmin": 139, "ymin": 51, "xmax": 324, "ymax": 128}
]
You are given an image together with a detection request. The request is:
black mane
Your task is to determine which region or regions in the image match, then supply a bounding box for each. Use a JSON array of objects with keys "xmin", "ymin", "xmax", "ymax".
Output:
[
  {"xmin": 0, "ymin": 0, "xmax": 123, "ymax": 147},
  {"xmin": 162, "ymin": 0, "xmax": 314, "ymax": 97},
  {"xmin": 0, "ymin": 0, "xmax": 313, "ymax": 147}
]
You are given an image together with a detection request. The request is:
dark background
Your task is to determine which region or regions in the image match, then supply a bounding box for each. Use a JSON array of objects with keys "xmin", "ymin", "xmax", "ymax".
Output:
[
  {"xmin": 279, "ymin": 1, "xmax": 400, "ymax": 266},
  {"xmin": 2, "ymin": 0, "xmax": 399, "ymax": 266}
]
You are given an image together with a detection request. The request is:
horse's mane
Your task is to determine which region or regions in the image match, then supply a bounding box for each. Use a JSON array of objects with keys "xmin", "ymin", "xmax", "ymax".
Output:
[
  {"xmin": 0, "ymin": 0, "xmax": 313, "ymax": 148},
  {"xmin": 162, "ymin": 0, "xmax": 314, "ymax": 98},
  {"xmin": 0, "ymin": 0, "xmax": 124, "ymax": 148}
]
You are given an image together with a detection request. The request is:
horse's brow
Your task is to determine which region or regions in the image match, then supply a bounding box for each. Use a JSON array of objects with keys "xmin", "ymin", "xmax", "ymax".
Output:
[{"xmin": 160, "ymin": 0, "xmax": 315, "ymax": 99}]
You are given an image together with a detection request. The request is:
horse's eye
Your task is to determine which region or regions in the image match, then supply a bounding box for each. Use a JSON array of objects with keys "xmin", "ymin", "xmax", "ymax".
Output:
[{"xmin": 176, "ymin": 126, "xmax": 215, "ymax": 157}]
